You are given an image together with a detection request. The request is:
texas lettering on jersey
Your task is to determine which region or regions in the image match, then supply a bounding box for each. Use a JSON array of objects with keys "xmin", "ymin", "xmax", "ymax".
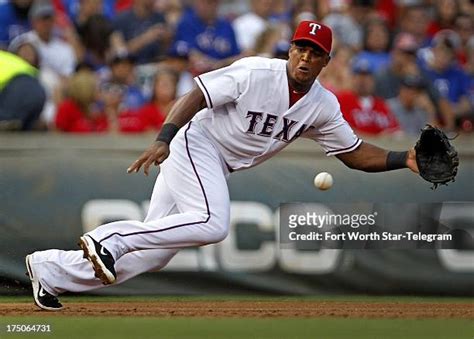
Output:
[
  {"xmin": 194, "ymin": 56, "xmax": 361, "ymax": 170},
  {"xmin": 245, "ymin": 111, "xmax": 307, "ymax": 143}
]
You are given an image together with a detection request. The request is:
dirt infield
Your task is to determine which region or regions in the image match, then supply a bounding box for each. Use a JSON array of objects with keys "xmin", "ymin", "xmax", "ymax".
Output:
[{"xmin": 1, "ymin": 301, "xmax": 472, "ymax": 319}]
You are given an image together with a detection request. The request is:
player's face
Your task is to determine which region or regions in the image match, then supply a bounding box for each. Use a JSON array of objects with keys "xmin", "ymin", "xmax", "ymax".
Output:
[{"xmin": 287, "ymin": 42, "xmax": 330, "ymax": 91}]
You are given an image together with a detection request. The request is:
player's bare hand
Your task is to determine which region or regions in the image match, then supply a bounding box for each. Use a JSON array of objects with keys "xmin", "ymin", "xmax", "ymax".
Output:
[
  {"xmin": 406, "ymin": 148, "xmax": 419, "ymax": 174},
  {"xmin": 127, "ymin": 141, "xmax": 170, "ymax": 176}
]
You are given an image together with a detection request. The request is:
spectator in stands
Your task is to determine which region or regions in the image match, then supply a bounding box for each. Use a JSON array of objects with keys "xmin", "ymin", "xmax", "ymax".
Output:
[
  {"xmin": 289, "ymin": 1, "xmax": 316, "ymax": 25},
  {"xmin": 59, "ymin": 0, "xmax": 116, "ymax": 28},
  {"xmin": 387, "ymin": 75, "xmax": 437, "ymax": 136},
  {"xmin": 8, "ymin": 36, "xmax": 59, "ymax": 129},
  {"xmin": 398, "ymin": 5, "xmax": 432, "ymax": 48},
  {"xmin": 375, "ymin": 33, "xmax": 421, "ymax": 99},
  {"xmin": 323, "ymin": 0, "xmax": 363, "ymax": 50},
  {"xmin": 173, "ymin": 0, "xmax": 241, "ymax": 74},
  {"xmin": 100, "ymin": 81, "xmax": 126, "ymax": 132},
  {"xmin": 47, "ymin": 1, "xmax": 85, "ymax": 71},
  {"xmin": 0, "ymin": 50, "xmax": 45, "ymax": 131},
  {"xmin": 273, "ymin": 40, "xmax": 290, "ymax": 60},
  {"xmin": 20, "ymin": 0, "xmax": 77, "ymax": 77},
  {"xmin": 374, "ymin": 33, "xmax": 455, "ymax": 130},
  {"xmin": 0, "ymin": 0, "xmax": 33, "ymax": 49},
  {"xmin": 135, "ymin": 67, "xmax": 178, "ymax": 131},
  {"xmin": 115, "ymin": 0, "xmax": 133, "ymax": 13},
  {"xmin": 8, "ymin": 38, "xmax": 41, "ymax": 69},
  {"xmin": 55, "ymin": 70, "xmax": 106, "ymax": 133},
  {"xmin": 155, "ymin": 0, "xmax": 184, "ymax": 29},
  {"xmin": 458, "ymin": 0, "xmax": 474, "ymax": 15},
  {"xmin": 454, "ymin": 14, "xmax": 473, "ymax": 66},
  {"xmin": 419, "ymin": 34, "xmax": 471, "ymax": 122},
  {"xmin": 100, "ymin": 80, "xmax": 160, "ymax": 133},
  {"xmin": 105, "ymin": 53, "xmax": 146, "ymax": 112},
  {"xmin": 290, "ymin": 0, "xmax": 317, "ymax": 38},
  {"xmin": 336, "ymin": 57, "xmax": 400, "ymax": 136},
  {"xmin": 356, "ymin": 18, "xmax": 391, "ymax": 73},
  {"xmin": 459, "ymin": 37, "xmax": 474, "ymax": 132},
  {"xmin": 349, "ymin": 0, "xmax": 379, "ymax": 30},
  {"xmin": 373, "ymin": 0, "xmax": 398, "ymax": 29},
  {"xmin": 163, "ymin": 40, "xmax": 194, "ymax": 97},
  {"xmin": 270, "ymin": 0, "xmax": 291, "ymax": 23},
  {"xmin": 112, "ymin": 0, "xmax": 170, "ymax": 64},
  {"xmin": 233, "ymin": 0, "xmax": 274, "ymax": 52},
  {"xmin": 58, "ymin": 1, "xmax": 116, "ymax": 65},
  {"xmin": 319, "ymin": 44, "xmax": 355, "ymax": 93},
  {"xmin": 56, "ymin": 65, "xmax": 160, "ymax": 133},
  {"xmin": 466, "ymin": 37, "xmax": 474, "ymax": 99},
  {"xmin": 11, "ymin": 0, "xmax": 77, "ymax": 129},
  {"xmin": 253, "ymin": 26, "xmax": 286, "ymax": 58},
  {"xmin": 427, "ymin": 0, "xmax": 459, "ymax": 37},
  {"xmin": 77, "ymin": 14, "xmax": 115, "ymax": 76}
]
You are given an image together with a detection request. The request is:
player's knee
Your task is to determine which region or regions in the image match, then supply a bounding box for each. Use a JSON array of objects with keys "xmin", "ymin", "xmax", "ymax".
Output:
[
  {"xmin": 205, "ymin": 217, "xmax": 229, "ymax": 244},
  {"xmin": 207, "ymin": 226, "xmax": 229, "ymax": 244}
]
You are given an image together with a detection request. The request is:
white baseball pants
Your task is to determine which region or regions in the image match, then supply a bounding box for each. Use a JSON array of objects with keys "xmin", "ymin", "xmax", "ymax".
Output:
[{"xmin": 31, "ymin": 122, "xmax": 231, "ymax": 295}]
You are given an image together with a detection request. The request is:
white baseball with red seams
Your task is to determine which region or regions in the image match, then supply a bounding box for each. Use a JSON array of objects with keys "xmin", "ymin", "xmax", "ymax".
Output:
[
  {"xmin": 27, "ymin": 55, "xmax": 361, "ymax": 295},
  {"xmin": 314, "ymin": 172, "xmax": 333, "ymax": 190}
]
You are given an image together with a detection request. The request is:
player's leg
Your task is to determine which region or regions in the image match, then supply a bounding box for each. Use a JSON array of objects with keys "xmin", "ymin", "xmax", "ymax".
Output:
[
  {"xmin": 26, "ymin": 247, "xmax": 178, "ymax": 296},
  {"xmin": 26, "ymin": 172, "xmax": 180, "ymax": 308},
  {"xmin": 82, "ymin": 122, "xmax": 230, "ymax": 280}
]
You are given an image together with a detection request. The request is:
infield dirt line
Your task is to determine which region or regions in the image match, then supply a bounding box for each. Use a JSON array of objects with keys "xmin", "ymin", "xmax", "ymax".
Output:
[{"xmin": 1, "ymin": 301, "xmax": 473, "ymax": 319}]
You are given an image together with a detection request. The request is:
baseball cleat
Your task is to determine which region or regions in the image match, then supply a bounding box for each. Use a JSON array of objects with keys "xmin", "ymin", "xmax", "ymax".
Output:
[
  {"xmin": 25, "ymin": 254, "xmax": 63, "ymax": 311},
  {"xmin": 79, "ymin": 235, "xmax": 117, "ymax": 285}
]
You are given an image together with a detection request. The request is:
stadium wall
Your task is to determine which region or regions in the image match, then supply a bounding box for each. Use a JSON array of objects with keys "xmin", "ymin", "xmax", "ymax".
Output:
[{"xmin": 1, "ymin": 134, "xmax": 473, "ymax": 295}]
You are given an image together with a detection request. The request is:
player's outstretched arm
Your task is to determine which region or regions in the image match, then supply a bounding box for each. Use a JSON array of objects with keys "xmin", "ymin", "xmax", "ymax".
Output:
[
  {"xmin": 127, "ymin": 86, "xmax": 207, "ymax": 175},
  {"xmin": 336, "ymin": 142, "xmax": 419, "ymax": 173}
]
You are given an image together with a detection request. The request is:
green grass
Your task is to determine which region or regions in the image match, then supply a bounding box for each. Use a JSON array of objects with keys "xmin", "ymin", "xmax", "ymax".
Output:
[{"xmin": 0, "ymin": 317, "xmax": 472, "ymax": 339}]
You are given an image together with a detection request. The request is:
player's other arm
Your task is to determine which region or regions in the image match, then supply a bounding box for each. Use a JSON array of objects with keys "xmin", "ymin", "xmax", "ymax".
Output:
[
  {"xmin": 127, "ymin": 87, "xmax": 207, "ymax": 175},
  {"xmin": 336, "ymin": 142, "xmax": 419, "ymax": 173}
]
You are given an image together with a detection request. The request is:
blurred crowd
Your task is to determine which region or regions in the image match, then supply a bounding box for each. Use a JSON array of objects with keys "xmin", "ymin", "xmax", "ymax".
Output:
[{"xmin": 0, "ymin": 0, "xmax": 473, "ymax": 136}]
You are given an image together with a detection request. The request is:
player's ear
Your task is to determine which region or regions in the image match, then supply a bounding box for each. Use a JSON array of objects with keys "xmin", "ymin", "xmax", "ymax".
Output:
[
  {"xmin": 288, "ymin": 44, "xmax": 295, "ymax": 57},
  {"xmin": 323, "ymin": 54, "xmax": 331, "ymax": 66}
]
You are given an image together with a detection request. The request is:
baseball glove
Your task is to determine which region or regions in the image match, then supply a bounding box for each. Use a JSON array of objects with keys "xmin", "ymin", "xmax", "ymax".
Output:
[{"xmin": 415, "ymin": 125, "xmax": 459, "ymax": 189}]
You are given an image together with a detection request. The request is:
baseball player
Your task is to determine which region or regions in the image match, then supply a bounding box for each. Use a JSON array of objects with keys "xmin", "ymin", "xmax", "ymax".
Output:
[{"xmin": 25, "ymin": 21, "xmax": 419, "ymax": 311}]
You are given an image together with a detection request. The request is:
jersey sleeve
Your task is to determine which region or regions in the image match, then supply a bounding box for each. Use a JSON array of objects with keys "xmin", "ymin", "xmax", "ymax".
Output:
[
  {"xmin": 302, "ymin": 94, "xmax": 362, "ymax": 156},
  {"xmin": 194, "ymin": 59, "xmax": 249, "ymax": 109}
]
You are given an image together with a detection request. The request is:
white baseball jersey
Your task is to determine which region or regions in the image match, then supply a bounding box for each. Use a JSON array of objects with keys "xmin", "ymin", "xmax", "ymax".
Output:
[{"xmin": 194, "ymin": 56, "xmax": 361, "ymax": 171}]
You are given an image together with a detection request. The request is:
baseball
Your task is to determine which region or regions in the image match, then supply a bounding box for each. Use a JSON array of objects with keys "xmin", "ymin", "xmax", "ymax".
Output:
[{"xmin": 314, "ymin": 172, "xmax": 333, "ymax": 190}]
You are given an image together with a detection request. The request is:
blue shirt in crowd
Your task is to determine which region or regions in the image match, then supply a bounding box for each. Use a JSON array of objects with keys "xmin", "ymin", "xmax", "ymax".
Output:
[
  {"xmin": 173, "ymin": 8, "xmax": 240, "ymax": 60},
  {"xmin": 0, "ymin": 0, "xmax": 31, "ymax": 48},
  {"xmin": 356, "ymin": 51, "xmax": 391, "ymax": 74},
  {"xmin": 113, "ymin": 10, "xmax": 166, "ymax": 64},
  {"xmin": 421, "ymin": 63, "xmax": 470, "ymax": 104},
  {"xmin": 59, "ymin": 0, "xmax": 116, "ymax": 26},
  {"xmin": 466, "ymin": 74, "xmax": 474, "ymax": 109},
  {"xmin": 124, "ymin": 85, "xmax": 146, "ymax": 111}
]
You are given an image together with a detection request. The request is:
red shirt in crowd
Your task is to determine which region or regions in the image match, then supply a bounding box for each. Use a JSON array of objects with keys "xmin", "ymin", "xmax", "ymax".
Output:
[
  {"xmin": 134, "ymin": 103, "xmax": 167, "ymax": 131},
  {"xmin": 55, "ymin": 99, "xmax": 108, "ymax": 133},
  {"xmin": 336, "ymin": 91, "xmax": 400, "ymax": 135},
  {"xmin": 55, "ymin": 100, "xmax": 166, "ymax": 133}
]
